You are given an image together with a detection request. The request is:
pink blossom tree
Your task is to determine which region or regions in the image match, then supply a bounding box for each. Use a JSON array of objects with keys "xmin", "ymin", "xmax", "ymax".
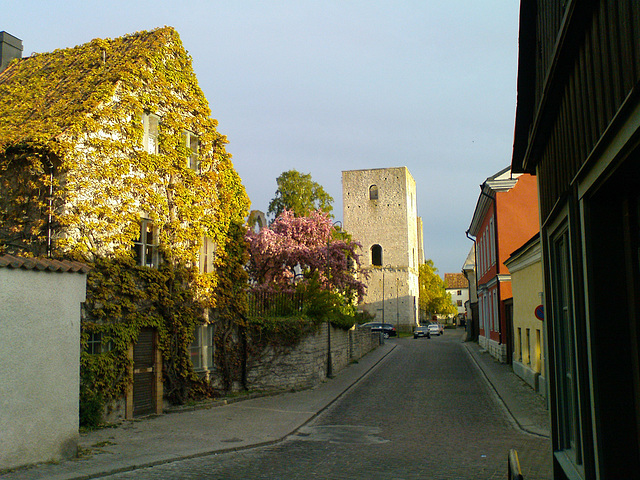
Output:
[{"xmin": 245, "ymin": 210, "xmax": 366, "ymax": 304}]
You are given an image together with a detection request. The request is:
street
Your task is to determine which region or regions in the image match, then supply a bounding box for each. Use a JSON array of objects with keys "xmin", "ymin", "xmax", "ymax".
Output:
[{"xmin": 95, "ymin": 331, "xmax": 552, "ymax": 480}]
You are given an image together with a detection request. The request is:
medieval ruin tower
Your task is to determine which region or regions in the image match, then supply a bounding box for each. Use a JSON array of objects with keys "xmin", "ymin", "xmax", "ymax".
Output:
[{"xmin": 342, "ymin": 167, "xmax": 423, "ymax": 331}]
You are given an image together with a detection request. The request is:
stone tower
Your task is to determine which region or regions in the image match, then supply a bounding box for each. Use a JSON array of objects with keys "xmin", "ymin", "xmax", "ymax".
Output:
[{"xmin": 342, "ymin": 167, "xmax": 423, "ymax": 331}]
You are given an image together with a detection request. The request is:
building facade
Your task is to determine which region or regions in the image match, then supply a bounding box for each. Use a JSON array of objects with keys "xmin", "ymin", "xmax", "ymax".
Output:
[
  {"xmin": 504, "ymin": 234, "xmax": 546, "ymax": 398},
  {"xmin": 462, "ymin": 244, "xmax": 478, "ymax": 340},
  {"xmin": 0, "ymin": 28, "xmax": 248, "ymax": 421},
  {"xmin": 467, "ymin": 167, "xmax": 539, "ymax": 363},
  {"xmin": 342, "ymin": 167, "xmax": 422, "ymax": 332},
  {"xmin": 444, "ymin": 272, "xmax": 469, "ymax": 323},
  {"xmin": 512, "ymin": 2, "xmax": 640, "ymax": 477}
]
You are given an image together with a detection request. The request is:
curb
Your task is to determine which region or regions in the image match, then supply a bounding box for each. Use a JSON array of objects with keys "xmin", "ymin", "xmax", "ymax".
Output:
[
  {"xmin": 461, "ymin": 341, "xmax": 549, "ymax": 439},
  {"xmin": 50, "ymin": 344, "xmax": 398, "ymax": 480}
]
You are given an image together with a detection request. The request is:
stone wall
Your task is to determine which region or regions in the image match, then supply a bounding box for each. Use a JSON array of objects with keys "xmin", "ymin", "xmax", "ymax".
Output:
[
  {"xmin": 246, "ymin": 324, "xmax": 379, "ymax": 392},
  {"xmin": 480, "ymin": 335, "xmax": 508, "ymax": 363}
]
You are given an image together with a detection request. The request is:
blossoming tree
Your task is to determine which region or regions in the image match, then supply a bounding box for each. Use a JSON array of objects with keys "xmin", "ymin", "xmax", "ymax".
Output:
[{"xmin": 245, "ymin": 210, "xmax": 366, "ymax": 304}]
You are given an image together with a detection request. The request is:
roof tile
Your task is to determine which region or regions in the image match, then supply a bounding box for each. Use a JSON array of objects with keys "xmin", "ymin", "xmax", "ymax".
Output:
[
  {"xmin": 444, "ymin": 273, "xmax": 468, "ymax": 289},
  {"xmin": 0, "ymin": 254, "xmax": 90, "ymax": 273}
]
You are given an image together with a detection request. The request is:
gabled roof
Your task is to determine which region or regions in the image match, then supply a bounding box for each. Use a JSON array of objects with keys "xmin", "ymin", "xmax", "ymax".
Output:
[
  {"xmin": 0, "ymin": 27, "xmax": 180, "ymax": 153},
  {"xmin": 444, "ymin": 272, "xmax": 468, "ymax": 290},
  {"xmin": 466, "ymin": 166, "xmax": 522, "ymax": 236},
  {"xmin": 0, "ymin": 254, "xmax": 90, "ymax": 273},
  {"xmin": 462, "ymin": 243, "xmax": 475, "ymax": 272}
]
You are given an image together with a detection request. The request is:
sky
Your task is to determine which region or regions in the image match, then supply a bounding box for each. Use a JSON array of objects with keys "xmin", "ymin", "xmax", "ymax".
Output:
[{"xmin": 4, "ymin": 1, "xmax": 521, "ymax": 276}]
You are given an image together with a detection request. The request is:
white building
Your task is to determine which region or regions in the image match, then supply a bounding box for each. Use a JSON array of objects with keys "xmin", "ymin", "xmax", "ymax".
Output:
[{"xmin": 444, "ymin": 272, "xmax": 469, "ymax": 324}]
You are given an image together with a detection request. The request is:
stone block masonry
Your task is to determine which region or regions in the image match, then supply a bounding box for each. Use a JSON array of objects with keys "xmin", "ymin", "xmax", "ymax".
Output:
[
  {"xmin": 342, "ymin": 167, "xmax": 422, "ymax": 331},
  {"xmin": 246, "ymin": 324, "xmax": 379, "ymax": 392}
]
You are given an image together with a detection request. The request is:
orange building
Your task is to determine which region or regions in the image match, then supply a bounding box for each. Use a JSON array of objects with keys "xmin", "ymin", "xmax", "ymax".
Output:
[{"xmin": 466, "ymin": 167, "xmax": 538, "ymax": 363}]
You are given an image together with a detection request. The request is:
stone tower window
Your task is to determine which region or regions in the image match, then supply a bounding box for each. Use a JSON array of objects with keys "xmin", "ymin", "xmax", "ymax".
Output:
[
  {"xmin": 371, "ymin": 244, "xmax": 382, "ymax": 266},
  {"xmin": 369, "ymin": 185, "xmax": 378, "ymax": 200}
]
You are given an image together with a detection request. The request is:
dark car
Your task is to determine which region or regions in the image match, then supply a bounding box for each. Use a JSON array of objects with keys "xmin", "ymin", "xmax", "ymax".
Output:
[
  {"xmin": 361, "ymin": 322, "xmax": 397, "ymax": 338},
  {"xmin": 413, "ymin": 326, "xmax": 431, "ymax": 339}
]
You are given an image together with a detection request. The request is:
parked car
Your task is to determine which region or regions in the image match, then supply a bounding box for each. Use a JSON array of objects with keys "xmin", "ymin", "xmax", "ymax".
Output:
[
  {"xmin": 427, "ymin": 323, "xmax": 442, "ymax": 336},
  {"xmin": 361, "ymin": 322, "xmax": 397, "ymax": 338},
  {"xmin": 413, "ymin": 326, "xmax": 431, "ymax": 339}
]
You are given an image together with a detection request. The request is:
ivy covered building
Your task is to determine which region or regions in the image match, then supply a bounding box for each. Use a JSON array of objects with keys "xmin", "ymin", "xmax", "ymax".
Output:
[{"xmin": 0, "ymin": 28, "xmax": 249, "ymax": 419}]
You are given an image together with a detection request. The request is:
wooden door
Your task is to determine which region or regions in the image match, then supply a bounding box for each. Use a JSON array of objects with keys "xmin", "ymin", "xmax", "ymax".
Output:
[{"xmin": 133, "ymin": 328, "xmax": 156, "ymax": 416}]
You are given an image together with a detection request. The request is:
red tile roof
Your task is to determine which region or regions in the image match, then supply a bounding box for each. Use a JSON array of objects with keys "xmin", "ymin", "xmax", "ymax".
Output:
[
  {"xmin": 444, "ymin": 272, "xmax": 468, "ymax": 289},
  {"xmin": 0, "ymin": 254, "xmax": 90, "ymax": 273}
]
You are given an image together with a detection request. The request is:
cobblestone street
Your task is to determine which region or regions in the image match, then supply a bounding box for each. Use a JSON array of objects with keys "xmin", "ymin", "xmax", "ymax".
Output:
[{"xmin": 95, "ymin": 332, "xmax": 552, "ymax": 480}]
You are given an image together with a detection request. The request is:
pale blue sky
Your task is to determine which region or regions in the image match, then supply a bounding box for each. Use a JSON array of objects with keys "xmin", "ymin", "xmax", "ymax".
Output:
[{"xmin": 4, "ymin": 1, "xmax": 520, "ymax": 275}]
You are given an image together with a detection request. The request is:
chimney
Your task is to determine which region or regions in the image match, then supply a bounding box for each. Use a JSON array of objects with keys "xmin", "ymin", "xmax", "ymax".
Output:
[{"xmin": 0, "ymin": 31, "xmax": 23, "ymax": 72}]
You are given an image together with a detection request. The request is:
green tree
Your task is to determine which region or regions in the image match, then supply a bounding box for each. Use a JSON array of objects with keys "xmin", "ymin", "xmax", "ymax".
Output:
[
  {"xmin": 267, "ymin": 169, "xmax": 333, "ymax": 220},
  {"xmin": 418, "ymin": 260, "xmax": 457, "ymax": 321}
]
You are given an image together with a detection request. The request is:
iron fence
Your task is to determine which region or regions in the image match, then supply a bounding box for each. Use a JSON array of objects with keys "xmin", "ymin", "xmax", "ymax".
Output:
[{"xmin": 247, "ymin": 290, "xmax": 304, "ymax": 318}]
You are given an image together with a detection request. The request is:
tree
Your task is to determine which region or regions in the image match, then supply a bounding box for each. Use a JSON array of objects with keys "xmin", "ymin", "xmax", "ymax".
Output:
[
  {"xmin": 245, "ymin": 209, "xmax": 365, "ymax": 304},
  {"xmin": 418, "ymin": 260, "xmax": 457, "ymax": 320},
  {"xmin": 267, "ymin": 170, "xmax": 333, "ymax": 221}
]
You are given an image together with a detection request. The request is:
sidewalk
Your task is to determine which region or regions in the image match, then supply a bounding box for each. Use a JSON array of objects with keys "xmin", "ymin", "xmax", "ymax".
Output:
[
  {"xmin": 1, "ymin": 342, "xmax": 397, "ymax": 480},
  {"xmin": 461, "ymin": 334, "xmax": 551, "ymax": 438},
  {"xmin": 2, "ymin": 336, "xmax": 550, "ymax": 480}
]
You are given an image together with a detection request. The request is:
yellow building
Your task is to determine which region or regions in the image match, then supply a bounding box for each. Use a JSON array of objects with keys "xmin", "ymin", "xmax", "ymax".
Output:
[{"xmin": 504, "ymin": 234, "xmax": 546, "ymax": 398}]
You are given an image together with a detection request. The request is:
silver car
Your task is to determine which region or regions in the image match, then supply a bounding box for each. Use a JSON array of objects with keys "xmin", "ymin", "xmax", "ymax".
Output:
[
  {"xmin": 413, "ymin": 326, "xmax": 431, "ymax": 339},
  {"xmin": 427, "ymin": 323, "xmax": 441, "ymax": 336}
]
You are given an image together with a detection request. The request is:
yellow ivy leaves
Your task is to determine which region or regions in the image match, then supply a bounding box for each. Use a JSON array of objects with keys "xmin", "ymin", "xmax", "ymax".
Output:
[{"xmin": 0, "ymin": 27, "xmax": 250, "ymax": 304}]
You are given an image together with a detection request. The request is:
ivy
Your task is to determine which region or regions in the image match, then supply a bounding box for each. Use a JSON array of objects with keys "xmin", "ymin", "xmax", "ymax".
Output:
[
  {"xmin": 80, "ymin": 257, "xmax": 211, "ymax": 426},
  {"xmin": 213, "ymin": 221, "xmax": 250, "ymax": 391},
  {"xmin": 0, "ymin": 28, "xmax": 250, "ymax": 422},
  {"xmin": 0, "ymin": 28, "xmax": 363, "ymax": 419},
  {"xmin": 0, "ymin": 27, "xmax": 249, "ymax": 301}
]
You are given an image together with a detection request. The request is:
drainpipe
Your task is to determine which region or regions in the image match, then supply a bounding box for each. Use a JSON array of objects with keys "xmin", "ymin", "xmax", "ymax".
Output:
[{"xmin": 45, "ymin": 155, "xmax": 54, "ymax": 258}]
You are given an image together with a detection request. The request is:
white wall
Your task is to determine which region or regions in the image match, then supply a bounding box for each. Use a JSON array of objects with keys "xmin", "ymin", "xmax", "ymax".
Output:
[
  {"xmin": 447, "ymin": 287, "xmax": 469, "ymax": 315},
  {"xmin": 0, "ymin": 267, "xmax": 86, "ymax": 471}
]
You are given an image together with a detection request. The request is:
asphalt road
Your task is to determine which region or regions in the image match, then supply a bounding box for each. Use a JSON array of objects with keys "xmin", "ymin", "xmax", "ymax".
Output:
[{"xmin": 95, "ymin": 332, "xmax": 552, "ymax": 480}]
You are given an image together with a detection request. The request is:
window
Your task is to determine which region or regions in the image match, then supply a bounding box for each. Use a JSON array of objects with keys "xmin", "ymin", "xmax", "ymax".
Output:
[
  {"xmin": 199, "ymin": 236, "xmax": 216, "ymax": 274},
  {"xmin": 133, "ymin": 219, "xmax": 159, "ymax": 268},
  {"xmin": 485, "ymin": 227, "xmax": 490, "ymax": 271},
  {"xmin": 535, "ymin": 329, "xmax": 541, "ymax": 372},
  {"xmin": 183, "ymin": 131, "xmax": 200, "ymax": 171},
  {"xmin": 190, "ymin": 324, "xmax": 215, "ymax": 371},
  {"xmin": 489, "ymin": 217, "xmax": 496, "ymax": 266},
  {"xmin": 480, "ymin": 234, "xmax": 486, "ymax": 275},
  {"xmin": 493, "ymin": 290, "xmax": 500, "ymax": 332},
  {"xmin": 483, "ymin": 293, "xmax": 488, "ymax": 333},
  {"xmin": 551, "ymin": 225, "xmax": 582, "ymax": 467},
  {"xmin": 142, "ymin": 113, "xmax": 159, "ymax": 154},
  {"xmin": 369, "ymin": 185, "xmax": 378, "ymax": 200},
  {"xmin": 489, "ymin": 293, "xmax": 493, "ymax": 331},
  {"xmin": 517, "ymin": 328, "xmax": 522, "ymax": 362},
  {"xmin": 457, "ymin": 300, "xmax": 463, "ymax": 307},
  {"xmin": 457, "ymin": 290, "xmax": 462, "ymax": 295},
  {"xmin": 371, "ymin": 244, "xmax": 382, "ymax": 266},
  {"xmin": 86, "ymin": 332, "xmax": 112, "ymax": 354}
]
